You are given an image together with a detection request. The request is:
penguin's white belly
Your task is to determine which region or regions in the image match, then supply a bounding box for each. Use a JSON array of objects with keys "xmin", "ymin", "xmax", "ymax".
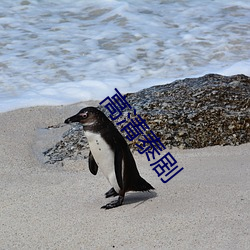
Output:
[{"xmin": 85, "ymin": 131, "xmax": 120, "ymax": 193}]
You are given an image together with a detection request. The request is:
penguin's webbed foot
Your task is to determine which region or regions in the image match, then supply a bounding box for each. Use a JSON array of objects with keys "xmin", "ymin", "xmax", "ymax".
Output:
[
  {"xmin": 105, "ymin": 187, "xmax": 118, "ymax": 198},
  {"xmin": 101, "ymin": 196, "xmax": 124, "ymax": 209}
]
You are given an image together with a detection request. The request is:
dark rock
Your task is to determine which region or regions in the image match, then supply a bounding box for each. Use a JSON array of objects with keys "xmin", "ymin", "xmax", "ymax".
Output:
[{"xmin": 43, "ymin": 74, "xmax": 250, "ymax": 164}]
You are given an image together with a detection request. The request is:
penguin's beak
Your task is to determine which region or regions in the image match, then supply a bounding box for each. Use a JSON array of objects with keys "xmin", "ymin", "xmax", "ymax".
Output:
[{"xmin": 64, "ymin": 114, "xmax": 81, "ymax": 124}]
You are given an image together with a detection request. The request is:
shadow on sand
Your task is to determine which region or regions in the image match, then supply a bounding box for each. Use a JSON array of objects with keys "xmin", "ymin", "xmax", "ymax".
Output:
[{"xmin": 122, "ymin": 190, "xmax": 157, "ymax": 208}]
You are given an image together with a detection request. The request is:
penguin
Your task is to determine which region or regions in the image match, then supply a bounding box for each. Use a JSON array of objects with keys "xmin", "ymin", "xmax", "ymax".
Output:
[{"xmin": 65, "ymin": 107, "xmax": 154, "ymax": 209}]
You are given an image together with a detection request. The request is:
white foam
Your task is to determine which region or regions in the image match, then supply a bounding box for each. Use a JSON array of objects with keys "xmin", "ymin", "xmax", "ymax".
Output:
[
  {"xmin": 0, "ymin": 0, "xmax": 249, "ymax": 112},
  {"xmin": 218, "ymin": 60, "xmax": 250, "ymax": 76}
]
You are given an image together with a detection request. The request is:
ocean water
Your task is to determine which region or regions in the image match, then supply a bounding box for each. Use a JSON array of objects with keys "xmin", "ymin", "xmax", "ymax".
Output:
[{"xmin": 0, "ymin": 0, "xmax": 249, "ymax": 112}]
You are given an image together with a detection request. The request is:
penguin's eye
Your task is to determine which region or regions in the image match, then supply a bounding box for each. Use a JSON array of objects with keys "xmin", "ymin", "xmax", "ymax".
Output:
[{"xmin": 79, "ymin": 112, "xmax": 88, "ymax": 119}]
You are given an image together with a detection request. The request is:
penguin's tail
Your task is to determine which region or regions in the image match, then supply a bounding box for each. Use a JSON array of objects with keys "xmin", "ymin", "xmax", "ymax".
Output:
[{"xmin": 132, "ymin": 176, "xmax": 154, "ymax": 192}]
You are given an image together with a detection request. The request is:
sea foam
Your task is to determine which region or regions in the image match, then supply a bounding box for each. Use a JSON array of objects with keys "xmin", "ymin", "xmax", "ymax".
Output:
[{"xmin": 0, "ymin": 0, "xmax": 249, "ymax": 112}]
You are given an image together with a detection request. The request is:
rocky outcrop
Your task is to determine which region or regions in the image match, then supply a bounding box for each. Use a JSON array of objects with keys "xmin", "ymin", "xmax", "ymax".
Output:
[{"xmin": 44, "ymin": 74, "xmax": 250, "ymax": 163}]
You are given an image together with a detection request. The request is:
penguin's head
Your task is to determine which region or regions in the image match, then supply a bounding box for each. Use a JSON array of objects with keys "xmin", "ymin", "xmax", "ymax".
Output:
[{"xmin": 65, "ymin": 107, "xmax": 107, "ymax": 129}]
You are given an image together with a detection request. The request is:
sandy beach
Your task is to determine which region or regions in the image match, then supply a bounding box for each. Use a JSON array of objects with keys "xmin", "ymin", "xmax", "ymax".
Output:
[{"xmin": 0, "ymin": 102, "xmax": 249, "ymax": 249}]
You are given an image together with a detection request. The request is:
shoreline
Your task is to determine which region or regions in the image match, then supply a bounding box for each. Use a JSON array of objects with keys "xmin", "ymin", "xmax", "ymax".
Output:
[{"xmin": 0, "ymin": 103, "xmax": 249, "ymax": 249}]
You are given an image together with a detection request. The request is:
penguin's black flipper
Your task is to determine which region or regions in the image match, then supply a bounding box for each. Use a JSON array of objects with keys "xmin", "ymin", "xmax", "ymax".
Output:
[
  {"xmin": 88, "ymin": 151, "xmax": 98, "ymax": 175},
  {"xmin": 105, "ymin": 187, "xmax": 118, "ymax": 198},
  {"xmin": 114, "ymin": 145, "xmax": 124, "ymax": 190}
]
